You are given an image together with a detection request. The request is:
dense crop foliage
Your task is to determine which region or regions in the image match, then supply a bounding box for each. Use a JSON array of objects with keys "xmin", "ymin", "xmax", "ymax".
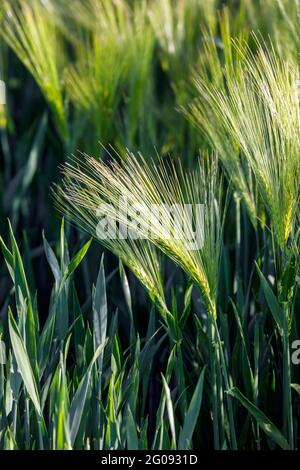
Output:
[{"xmin": 0, "ymin": 0, "xmax": 300, "ymax": 450}]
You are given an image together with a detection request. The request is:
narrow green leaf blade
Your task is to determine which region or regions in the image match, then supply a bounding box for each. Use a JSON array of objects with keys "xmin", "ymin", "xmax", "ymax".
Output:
[
  {"xmin": 161, "ymin": 373, "xmax": 176, "ymax": 449},
  {"xmin": 178, "ymin": 366, "xmax": 206, "ymax": 450},
  {"xmin": 8, "ymin": 309, "xmax": 41, "ymax": 415},
  {"xmin": 69, "ymin": 341, "xmax": 106, "ymax": 445},
  {"xmin": 126, "ymin": 405, "xmax": 139, "ymax": 450},
  {"xmin": 227, "ymin": 386, "xmax": 290, "ymax": 450},
  {"xmin": 65, "ymin": 239, "xmax": 92, "ymax": 281},
  {"xmin": 256, "ymin": 264, "xmax": 283, "ymax": 332}
]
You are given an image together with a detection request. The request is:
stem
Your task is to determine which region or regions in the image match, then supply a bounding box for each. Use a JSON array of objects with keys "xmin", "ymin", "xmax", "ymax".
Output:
[
  {"xmin": 12, "ymin": 401, "xmax": 17, "ymax": 438},
  {"xmin": 175, "ymin": 344, "xmax": 187, "ymax": 416},
  {"xmin": 283, "ymin": 305, "xmax": 293, "ymax": 449},
  {"xmin": 213, "ymin": 318, "xmax": 238, "ymax": 450},
  {"xmin": 254, "ymin": 321, "xmax": 260, "ymax": 449},
  {"xmin": 25, "ymin": 398, "xmax": 30, "ymax": 449},
  {"xmin": 215, "ymin": 341, "xmax": 225, "ymax": 448},
  {"xmin": 234, "ymin": 193, "xmax": 241, "ymax": 295},
  {"xmin": 37, "ymin": 414, "xmax": 44, "ymax": 450},
  {"xmin": 274, "ymin": 240, "xmax": 294, "ymax": 449},
  {"xmin": 209, "ymin": 318, "xmax": 220, "ymax": 450}
]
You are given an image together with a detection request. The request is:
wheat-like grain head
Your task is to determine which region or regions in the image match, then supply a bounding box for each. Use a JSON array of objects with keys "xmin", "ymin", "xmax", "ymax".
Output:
[
  {"xmin": 1, "ymin": 0, "xmax": 68, "ymax": 141},
  {"xmin": 54, "ymin": 150, "xmax": 225, "ymax": 317},
  {"xmin": 189, "ymin": 38, "xmax": 300, "ymax": 246}
]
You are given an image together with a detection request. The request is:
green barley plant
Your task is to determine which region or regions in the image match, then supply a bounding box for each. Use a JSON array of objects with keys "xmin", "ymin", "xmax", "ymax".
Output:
[
  {"xmin": 188, "ymin": 38, "xmax": 300, "ymax": 243},
  {"xmin": 240, "ymin": 0, "xmax": 300, "ymax": 59},
  {"xmin": 120, "ymin": 2, "xmax": 156, "ymax": 151},
  {"xmin": 0, "ymin": 220, "xmax": 208, "ymax": 450},
  {"xmin": 187, "ymin": 36, "xmax": 300, "ymax": 449},
  {"xmin": 55, "ymin": 150, "xmax": 224, "ymax": 318},
  {"xmin": 148, "ymin": 0, "xmax": 205, "ymax": 64},
  {"xmin": 148, "ymin": 0, "xmax": 207, "ymax": 158},
  {"xmin": 65, "ymin": 0, "xmax": 156, "ymax": 152},
  {"xmin": 53, "ymin": 149, "xmax": 240, "ymax": 448},
  {"xmin": 0, "ymin": 0, "xmax": 68, "ymax": 142},
  {"xmin": 1, "ymin": 0, "xmax": 300, "ymax": 453},
  {"xmin": 65, "ymin": 33, "xmax": 125, "ymax": 150}
]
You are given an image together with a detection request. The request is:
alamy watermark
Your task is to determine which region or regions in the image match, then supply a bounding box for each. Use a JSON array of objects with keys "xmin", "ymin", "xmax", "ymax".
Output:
[
  {"xmin": 291, "ymin": 340, "xmax": 300, "ymax": 365},
  {"xmin": 0, "ymin": 80, "xmax": 6, "ymax": 105},
  {"xmin": 95, "ymin": 196, "xmax": 205, "ymax": 251},
  {"xmin": 0, "ymin": 341, "xmax": 6, "ymax": 365}
]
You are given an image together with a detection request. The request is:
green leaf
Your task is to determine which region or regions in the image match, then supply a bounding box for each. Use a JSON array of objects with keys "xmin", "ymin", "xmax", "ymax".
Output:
[
  {"xmin": 65, "ymin": 239, "xmax": 92, "ymax": 282},
  {"xmin": 8, "ymin": 219, "xmax": 31, "ymax": 304},
  {"xmin": 4, "ymin": 222, "xmax": 38, "ymax": 377},
  {"xmin": 12, "ymin": 113, "xmax": 48, "ymax": 216},
  {"xmin": 256, "ymin": 264, "xmax": 283, "ymax": 332},
  {"xmin": 43, "ymin": 230, "xmax": 61, "ymax": 286},
  {"xmin": 3, "ymin": 427, "xmax": 18, "ymax": 450},
  {"xmin": 179, "ymin": 280, "xmax": 193, "ymax": 328},
  {"xmin": 227, "ymin": 386, "xmax": 290, "ymax": 450},
  {"xmin": 56, "ymin": 356, "xmax": 71, "ymax": 449},
  {"xmin": 0, "ymin": 235, "xmax": 14, "ymax": 279},
  {"xmin": 127, "ymin": 337, "xmax": 140, "ymax": 417},
  {"xmin": 69, "ymin": 341, "xmax": 107, "ymax": 445},
  {"xmin": 126, "ymin": 405, "xmax": 139, "ymax": 450},
  {"xmin": 60, "ymin": 218, "xmax": 69, "ymax": 271},
  {"xmin": 21, "ymin": 114, "xmax": 48, "ymax": 191},
  {"xmin": 279, "ymin": 251, "xmax": 296, "ymax": 303},
  {"xmin": 8, "ymin": 309, "xmax": 41, "ymax": 416},
  {"xmin": 93, "ymin": 255, "xmax": 107, "ymax": 376},
  {"xmin": 37, "ymin": 304, "xmax": 56, "ymax": 376},
  {"xmin": 152, "ymin": 346, "xmax": 177, "ymax": 450},
  {"xmin": 119, "ymin": 261, "xmax": 133, "ymax": 316},
  {"xmin": 161, "ymin": 373, "xmax": 176, "ymax": 449},
  {"xmin": 231, "ymin": 300, "xmax": 254, "ymax": 394},
  {"xmin": 178, "ymin": 366, "xmax": 206, "ymax": 450},
  {"xmin": 119, "ymin": 261, "xmax": 135, "ymax": 345}
]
